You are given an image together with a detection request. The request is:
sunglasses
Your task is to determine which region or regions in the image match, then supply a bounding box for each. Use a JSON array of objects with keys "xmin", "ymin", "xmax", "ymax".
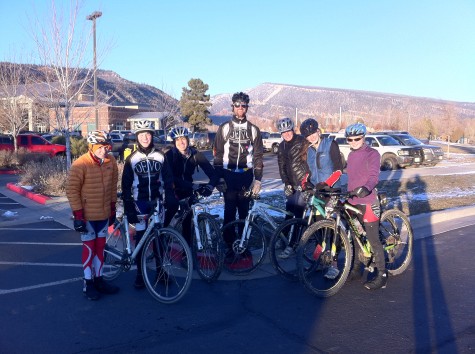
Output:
[
  {"xmin": 347, "ymin": 137, "xmax": 363, "ymax": 142},
  {"xmin": 232, "ymin": 103, "xmax": 249, "ymax": 108}
]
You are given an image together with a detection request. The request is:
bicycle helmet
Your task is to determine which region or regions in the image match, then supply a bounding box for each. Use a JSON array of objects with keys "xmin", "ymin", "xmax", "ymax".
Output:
[
  {"xmin": 276, "ymin": 118, "xmax": 294, "ymax": 133},
  {"xmin": 87, "ymin": 130, "xmax": 110, "ymax": 144},
  {"xmin": 169, "ymin": 126, "xmax": 190, "ymax": 140},
  {"xmin": 345, "ymin": 123, "xmax": 367, "ymax": 137},
  {"xmin": 300, "ymin": 118, "xmax": 319, "ymax": 137},
  {"xmin": 231, "ymin": 91, "xmax": 250, "ymax": 104},
  {"xmin": 134, "ymin": 120, "xmax": 155, "ymax": 134}
]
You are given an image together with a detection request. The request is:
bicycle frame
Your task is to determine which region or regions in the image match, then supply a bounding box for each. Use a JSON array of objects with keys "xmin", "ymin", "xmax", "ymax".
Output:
[{"xmin": 106, "ymin": 199, "xmax": 165, "ymax": 265}]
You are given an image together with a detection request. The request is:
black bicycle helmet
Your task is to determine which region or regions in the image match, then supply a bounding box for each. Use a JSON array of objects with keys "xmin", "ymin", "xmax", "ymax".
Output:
[
  {"xmin": 300, "ymin": 118, "xmax": 319, "ymax": 137},
  {"xmin": 231, "ymin": 92, "xmax": 250, "ymax": 104},
  {"xmin": 276, "ymin": 118, "xmax": 294, "ymax": 133},
  {"xmin": 345, "ymin": 123, "xmax": 367, "ymax": 137}
]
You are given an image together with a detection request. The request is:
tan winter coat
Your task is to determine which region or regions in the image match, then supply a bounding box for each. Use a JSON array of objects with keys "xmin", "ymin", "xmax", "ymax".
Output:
[{"xmin": 66, "ymin": 152, "xmax": 118, "ymax": 221}]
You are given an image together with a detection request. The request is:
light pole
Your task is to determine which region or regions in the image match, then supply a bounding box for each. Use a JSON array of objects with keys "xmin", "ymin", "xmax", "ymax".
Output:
[{"xmin": 87, "ymin": 11, "xmax": 102, "ymax": 130}]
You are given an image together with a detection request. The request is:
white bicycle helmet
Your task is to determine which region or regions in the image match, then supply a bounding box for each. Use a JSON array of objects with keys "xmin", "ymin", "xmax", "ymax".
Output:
[
  {"xmin": 87, "ymin": 131, "xmax": 110, "ymax": 144},
  {"xmin": 169, "ymin": 126, "xmax": 190, "ymax": 140},
  {"xmin": 134, "ymin": 120, "xmax": 155, "ymax": 134},
  {"xmin": 276, "ymin": 118, "xmax": 294, "ymax": 133}
]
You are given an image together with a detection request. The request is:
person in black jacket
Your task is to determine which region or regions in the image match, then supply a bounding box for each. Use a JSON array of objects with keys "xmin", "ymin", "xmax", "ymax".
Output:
[
  {"xmin": 276, "ymin": 117, "xmax": 310, "ymax": 258},
  {"xmin": 164, "ymin": 126, "xmax": 218, "ymax": 245},
  {"xmin": 121, "ymin": 120, "xmax": 177, "ymax": 289},
  {"xmin": 213, "ymin": 92, "xmax": 264, "ymax": 257}
]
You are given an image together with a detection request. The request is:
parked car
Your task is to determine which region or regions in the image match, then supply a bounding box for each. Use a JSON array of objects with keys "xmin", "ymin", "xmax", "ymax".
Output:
[
  {"xmin": 384, "ymin": 133, "xmax": 444, "ymax": 166},
  {"xmin": 109, "ymin": 133, "xmax": 124, "ymax": 143},
  {"xmin": 261, "ymin": 132, "xmax": 282, "ymax": 154},
  {"xmin": 329, "ymin": 133, "xmax": 422, "ymax": 170},
  {"xmin": 189, "ymin": 132, "xmax": 208, "ymax": 149},
  {"xmin": 111, "ymin": 133, "xmax": 168, "ymax": 161},
  {"xmin": 0, "ymin": 133, "xmax": 66, "ymax": 157}
]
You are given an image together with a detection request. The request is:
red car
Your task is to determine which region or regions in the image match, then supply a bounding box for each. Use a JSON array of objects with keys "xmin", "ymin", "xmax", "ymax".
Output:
[{"xmin": 0, "ymin": 134, "xmax": 66, "ymax": 157}]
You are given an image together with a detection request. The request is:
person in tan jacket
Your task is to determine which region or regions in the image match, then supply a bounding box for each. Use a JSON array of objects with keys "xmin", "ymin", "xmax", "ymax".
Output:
[{"xmin": 66, "ymin": 131, "xmax": 119, "ymax": 300}]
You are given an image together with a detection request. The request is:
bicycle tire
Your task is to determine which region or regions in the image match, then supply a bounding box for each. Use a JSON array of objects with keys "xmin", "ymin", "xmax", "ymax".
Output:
[
  {"xmin": 222, "ymin": 219, "xmax": 267, "ymax": 275},
  {"xmin": 379, "ymin": 209, "xmax": 413, "ymax": 275},
  {"xmin": 141, "ymin": 227, "xmax": 193, "ymax": 304},
  {"xmin": 193, "ymin": 213, "xmax": 225, "ymax": 283},
  {"xmin": 297, "ymin": 219, "xmax": 353, "ymax": 298},
  {"xmin": 103, "ymin": 221, "xmax": 127, "ymax": 281},
  {"xmin": 269, "ymin": 218, "xmax": 309, "ymax": 281}
]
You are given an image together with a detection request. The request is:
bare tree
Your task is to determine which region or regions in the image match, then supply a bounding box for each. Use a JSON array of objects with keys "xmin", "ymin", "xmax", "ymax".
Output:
[
  {"xmin": 0, "ymin": 61, "xmax": 32, "ymax": 150},
  {"xmin": 28, "ymin": 0, "xmax": 96, "ymax": 168}
]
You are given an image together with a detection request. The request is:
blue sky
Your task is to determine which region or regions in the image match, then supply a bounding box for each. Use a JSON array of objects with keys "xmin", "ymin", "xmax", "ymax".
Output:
[{"xmin": 1, "ymin": 0, "xmax": 474, "ymax": 102}]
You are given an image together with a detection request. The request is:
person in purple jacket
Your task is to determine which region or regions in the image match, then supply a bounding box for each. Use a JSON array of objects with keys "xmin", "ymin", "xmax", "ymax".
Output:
[{"xmin": 345, "ymin": 123, "xmax": 388, "ymax": 290}]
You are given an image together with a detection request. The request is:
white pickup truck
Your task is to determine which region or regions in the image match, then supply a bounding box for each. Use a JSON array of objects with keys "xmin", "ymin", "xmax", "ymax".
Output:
[{"xmin": 261, "ymin": 132, "xmax": 282, "ymax": 154}]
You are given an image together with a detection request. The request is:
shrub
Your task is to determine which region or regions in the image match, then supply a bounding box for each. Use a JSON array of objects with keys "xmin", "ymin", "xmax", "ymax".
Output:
[
  {"xmin": 52, "ymin": 135, "xmax": 66, "ymax": 145},
  {"xmin": 0, "ymin": 150, "xmax": 17, "ymax": 168},
  {"xmin": 70, "ymin": 138, "xmax": 88, "ymax": 157},
  {"xmin": 19, "ymin": 157, "xmax": 68, "ymax": 196}
]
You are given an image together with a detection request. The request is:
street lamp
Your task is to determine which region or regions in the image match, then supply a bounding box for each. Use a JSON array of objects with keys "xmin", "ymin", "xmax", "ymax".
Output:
[{"xmin": 87, "ymin": 11, "xmax": 102, "ymax": 130}]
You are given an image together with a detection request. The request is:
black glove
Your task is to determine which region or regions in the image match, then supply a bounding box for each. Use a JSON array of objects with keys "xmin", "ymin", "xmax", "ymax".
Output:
[
  {"xmin": 353, "ymin": 186, "xmax": 371, "ymax": 198},
  {"xmin": 72, "ymin": 209, "xmax": 87, "ymax": 233},
  {"xmin": 314, "ymin": 182, "xmax": 329, "ymax": 191},
  {"xmin": 123, "ymin": 200, "xmax": 139, "ymax": 224},
  {"xmin": 302, "ymin": 181, "xmax": 314, "ymax": 191},
  {"xmin": 284, "ymin": 184, "xmax": 294, "ymax": 197},
  {"xmin": 197, "ymin": 185, "xmax": 213, "ymax": 197},
  {"xmin": 109, "ymin": 202, "xmax": 116, "ymax": 226}
]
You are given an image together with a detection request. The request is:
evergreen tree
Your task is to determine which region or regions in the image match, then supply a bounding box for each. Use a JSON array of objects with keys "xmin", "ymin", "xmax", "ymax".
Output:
[{"xmin": 179, "ymin": 78, "xmax": 212, "ymax": 131}]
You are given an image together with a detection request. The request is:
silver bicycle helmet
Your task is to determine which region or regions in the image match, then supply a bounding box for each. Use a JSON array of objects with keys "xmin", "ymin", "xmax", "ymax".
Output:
[
  {"xmin": 134, "ymin": 120, "xmax": 155, "ymax": 134},
  {"xmin": 276, "ymin": 118, "xmax": 294, "ymax": 133},
  {"xmin": 345, "ymin": 123, "xmax": 367, "ymax": 137},
  {"xmin": 169, "ymin": 126, "xmax": 190, "ymax": 140},
  {"xmin": 87, "ymin": 131, "xmax": 110, "ymax": 144}
]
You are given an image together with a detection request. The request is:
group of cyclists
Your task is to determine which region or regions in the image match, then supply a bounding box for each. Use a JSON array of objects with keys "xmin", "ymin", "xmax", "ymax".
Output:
[{"xmin": 66, "ymin": 91, "xmax": 387, "ymax": 301}]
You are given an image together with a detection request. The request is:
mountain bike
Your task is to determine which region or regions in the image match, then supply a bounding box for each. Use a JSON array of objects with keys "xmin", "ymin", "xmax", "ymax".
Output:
[
  {"xmin": 168, "ymin": 187, "xmax": 224, "ymax": 283},
  {"xmin": 297, "ymin": 189, "xmax": 413, "ymax": 297},
  {"xmin": 103, "ymin": 198, "xmax": 193, "ymax": 304},
  {"xmin": 221, "ymin": 190, "xmax": 294, "ymax": 275},
  {"xmin": 269, "ymin": 171, "xmax": 343, "ymax": 281}
]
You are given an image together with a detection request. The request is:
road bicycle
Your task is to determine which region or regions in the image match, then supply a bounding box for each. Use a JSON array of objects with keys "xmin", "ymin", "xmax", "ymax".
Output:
[
  {"xmin": 221, "ymin": 190, "xmax": 294, "ymax": 275},
  {"xmin": 297, "ymin": 189, "xmax": 413, "ymax": 297},
  {"xmin": 269, "ymin": 171, "xmax": 344, "ymax": 281},
  {"xmin": 103, "ymin": 198, "xmax": 193, "ymax": 304},
  {"xmin": 168, "ymin": 187, "xmax": 224, "ymax": 283}
]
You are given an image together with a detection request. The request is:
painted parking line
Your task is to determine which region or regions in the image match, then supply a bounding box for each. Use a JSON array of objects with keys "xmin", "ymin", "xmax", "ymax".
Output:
[
  {"xmin": 0, "ymin": 242, "xmax": 82, "ymax": 246},
  {"xmin": 0, "ymin": 227, "xmax": 71, "ymax": 231},
  {"xmin": 0, "ymin": 276, "xmax": 83, "ymax": 295}
]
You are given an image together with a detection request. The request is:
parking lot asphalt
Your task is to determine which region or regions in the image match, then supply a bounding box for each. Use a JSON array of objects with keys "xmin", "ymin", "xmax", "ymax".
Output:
[{"xmin": 2, "ymin": 178, "xmax": 475, "ymax": 282}]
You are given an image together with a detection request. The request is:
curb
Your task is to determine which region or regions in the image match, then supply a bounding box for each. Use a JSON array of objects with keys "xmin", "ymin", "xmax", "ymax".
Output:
[
  {"xmin": 0, "ymin": 170, "xmax": 19, "ymax": 175},
  {"xmin": 409, "ymin": 205, "xmax": 475, "ymax": 229},
  {"xmin": 6, "ymin": 183, "xmax": 52, "ymax": 205}
]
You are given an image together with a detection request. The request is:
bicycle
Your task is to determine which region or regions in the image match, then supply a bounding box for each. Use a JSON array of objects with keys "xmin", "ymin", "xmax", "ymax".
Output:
[
  {"xmin": 269, "ymin": 170, "xmax": 343, "ymax": 281},
  {"xmin": 221, "ymin": 190, "xmax": 294, "ymax": 275},
  {"xmin": 168, "ymin": 187, "xmax": 224, "ymax": 283},
  {"xmin": 268, "ymin": 192, "xmax": 326, "ymax": 281},
  {"xmin": 297, "ymin": 189, "xmax": 413, "ymax": 297},
  {"xmin": 103, "ymin": 198, "xmax": 193, "ymax": 304}
]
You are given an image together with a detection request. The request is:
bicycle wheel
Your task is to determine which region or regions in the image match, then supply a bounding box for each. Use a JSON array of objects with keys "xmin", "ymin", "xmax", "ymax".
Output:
[
  {"xmin": 297, "ymin": 219, "xmax": 353, "ymax": 298},
  {"xmin": 222, "ymin": 219, "xmax": 267, "ymax": 275},
  {"xmin": 103, "ymin": 221, "xmax": 127, "ymax": 281},
  {"xmin": 379, "ymin": 209, "xmax": 413, "ymax": 275},
  {"xmin": 269, "ymin": 218, "xmax": 308, "ymax": 281},
  {"xmin": 192, "ymin": 213, "xmax": 224, "ymax": 283},
  {"xmin": 141, "ymin": 227, "xmax": 193, "ymax": 304}
]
